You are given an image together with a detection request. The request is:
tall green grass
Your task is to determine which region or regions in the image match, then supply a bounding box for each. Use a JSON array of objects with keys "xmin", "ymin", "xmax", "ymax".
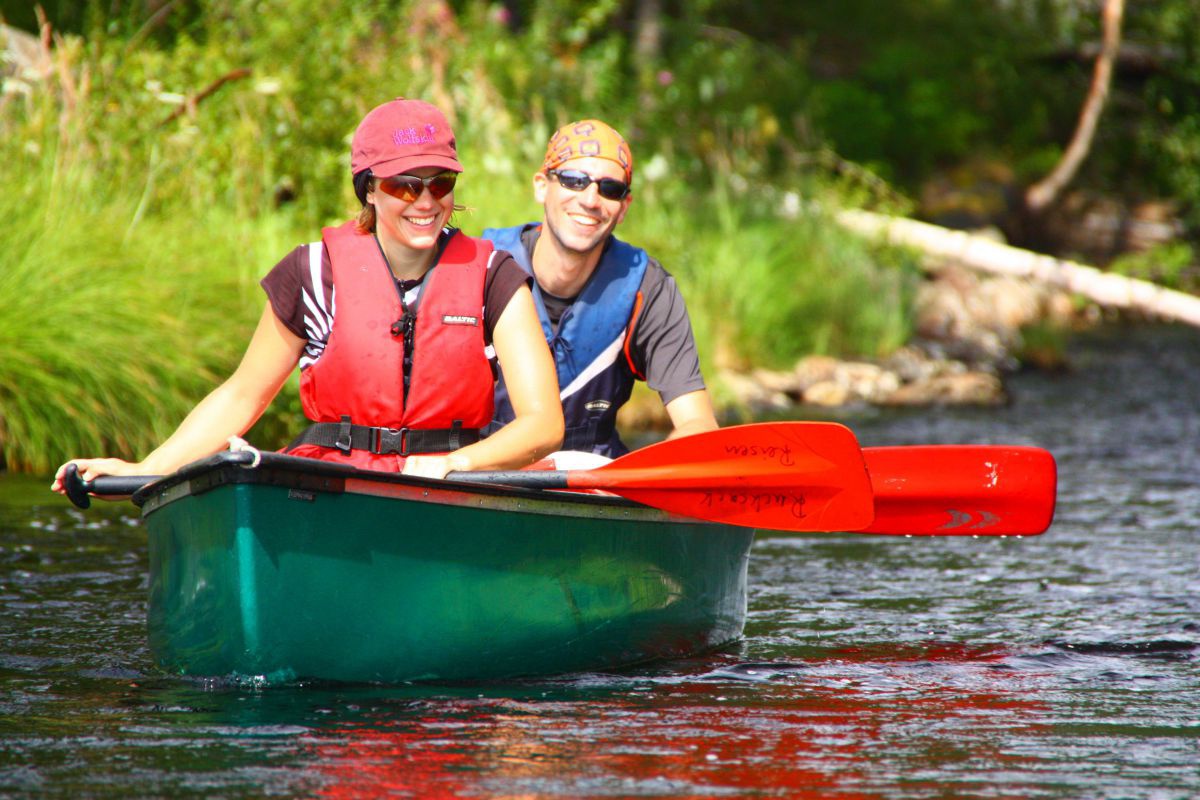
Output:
[
  {"xmin": 625, "ymin": 181, "xmax": 919, "ymax": 370},
  {"xmin": 0, "ymin": 144, "xmax": 305, "ymax": 472}
]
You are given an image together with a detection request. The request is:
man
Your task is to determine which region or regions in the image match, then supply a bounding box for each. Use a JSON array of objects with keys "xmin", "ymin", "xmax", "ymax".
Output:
[{"xmin": 483, "ymin": 119, "xmax": 717, "ymax": 458}]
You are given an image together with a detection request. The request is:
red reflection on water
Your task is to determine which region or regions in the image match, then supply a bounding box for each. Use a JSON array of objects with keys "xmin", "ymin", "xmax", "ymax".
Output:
[
  {"xmin": 830, "ymin": 641, "xmax": 1011, "ymax": 664},
  {"xmin": 312, "ymin": 726, "xmax": 474, "ymax": 799},
  {"xmin": 307, "ymin": 643, "xmax": 1045, "ymax": 798}
]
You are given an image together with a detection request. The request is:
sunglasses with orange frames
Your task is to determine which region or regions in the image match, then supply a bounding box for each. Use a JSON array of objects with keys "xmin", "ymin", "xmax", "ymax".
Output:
[{"xmin": 375, "ymin": 171, "xmax": 458, "ymax": 203}]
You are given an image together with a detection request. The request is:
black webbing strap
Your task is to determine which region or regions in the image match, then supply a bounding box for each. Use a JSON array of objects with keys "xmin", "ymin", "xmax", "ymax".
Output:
[{"xmin": 288, "ymin": 417, "xmax": 477, "ymax": 456}]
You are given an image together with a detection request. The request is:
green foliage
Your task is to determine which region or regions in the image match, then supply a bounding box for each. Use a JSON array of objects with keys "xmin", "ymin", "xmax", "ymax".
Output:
[
  {"xmin": 1109, "ymin": 242, "xmax": 1199, "ymax": 292},
  {"xmin": 700, "ymin": 0, "xmax": 1064, "ymax": 185},
  {"xmin": 0, "ymin": 140, "xmax": 291, "ymax": 472},
  {"xmin": 637, "ymin": 23, "xmax": 811, "ymax": 181},
  {"xmin": 7, "ymin": 0, "xmax": 1195, "ymax": 471},
  {"xmin": 1131, "ymin": 0, "xmax": 1200, "ymax": 229},
  {"xmin": 625, "ymin": 180, "xmax": 919, "ymax": 371},
  {"xmin": 1016, "ymin": 321, "xmax": 1069, "ymax": 373}
]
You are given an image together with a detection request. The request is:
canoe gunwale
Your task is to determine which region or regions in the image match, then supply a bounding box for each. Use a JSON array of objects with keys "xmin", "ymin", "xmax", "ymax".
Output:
[{"xmin": 135, "ymin": 450, "xmax": 711, "ymax": 526}]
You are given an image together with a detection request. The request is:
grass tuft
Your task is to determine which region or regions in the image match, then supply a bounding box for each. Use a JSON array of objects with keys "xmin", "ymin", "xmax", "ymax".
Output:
[{"xmin": 0, "ymin": 147, "xmax": 301, "ymax": 472}]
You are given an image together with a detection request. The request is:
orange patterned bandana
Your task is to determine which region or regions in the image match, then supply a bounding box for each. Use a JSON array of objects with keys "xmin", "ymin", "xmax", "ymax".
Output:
[{"xmin": 542, "ymin": 119, "xmax": 633, "ymax": 181}]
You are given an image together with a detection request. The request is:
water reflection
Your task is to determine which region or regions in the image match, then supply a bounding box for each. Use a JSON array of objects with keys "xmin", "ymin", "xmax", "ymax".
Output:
[
  {"xmin": 245, "ymin": 643, "xmax": 1043, "ymax": 798},
  {"xmin": 9, "ymin": 633, "xmax": 1051, "ymax": 798}
]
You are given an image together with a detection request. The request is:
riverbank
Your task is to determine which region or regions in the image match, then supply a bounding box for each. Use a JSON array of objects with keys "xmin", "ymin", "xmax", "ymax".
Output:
[{"xmin": 620, "ymin": 259, "xmax": 1084, "ymax": 431}]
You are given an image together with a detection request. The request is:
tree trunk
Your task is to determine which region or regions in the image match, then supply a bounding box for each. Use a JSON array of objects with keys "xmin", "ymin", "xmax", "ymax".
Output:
[
  {"xmin": 1024, "ymin": 0, "xmax": 1125, "ymax": 213},
  {"xmin": 836, "ymin": 208, "xmax": 1200, "ymax": 328},
  {"xmin": 633, "ymin": 0, "xmax": 663, "ymax": 111},
  {"xmin": 634, "ymin": 0, "xmax": 663, "ymax": 66}
]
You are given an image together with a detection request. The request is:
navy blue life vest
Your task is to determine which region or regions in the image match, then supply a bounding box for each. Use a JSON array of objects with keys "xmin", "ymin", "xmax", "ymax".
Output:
[{"xmin": 482, "ymin": 223, "xmax": 647, "ymax": 457}]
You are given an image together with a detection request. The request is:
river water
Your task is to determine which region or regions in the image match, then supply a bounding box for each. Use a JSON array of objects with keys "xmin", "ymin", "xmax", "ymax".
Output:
[{"xmin": 1, "ymin": 323, "xmax": 1197, "ymax": 798}]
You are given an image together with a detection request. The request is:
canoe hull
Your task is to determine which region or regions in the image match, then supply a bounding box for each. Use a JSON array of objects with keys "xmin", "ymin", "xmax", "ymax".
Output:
[{"xmin": 141, "ymin": 453, "xmax": 753, "ymax": 683}]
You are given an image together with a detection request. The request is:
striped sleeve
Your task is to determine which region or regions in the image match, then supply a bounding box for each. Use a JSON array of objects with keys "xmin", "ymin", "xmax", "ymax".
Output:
[
  {"xmin": 260, "ymin": 242, "xmax": 336, "ymax": 368},
  {"xmin": 483, "ymin": 249, "xmax": 533, "ymax": 345}
]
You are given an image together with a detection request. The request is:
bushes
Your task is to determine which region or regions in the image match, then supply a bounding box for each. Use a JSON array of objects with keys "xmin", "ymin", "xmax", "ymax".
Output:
[
  {"xmin": 624, "ymin": 181, "xmax": 918, "ymax": 372},
  {"xmin": 0, "ymin": 145, "xmax": 285, "ymax": 471},
  {"xmin": 0, "ymin": 1, "xmax": 926, "ymax": 470}
]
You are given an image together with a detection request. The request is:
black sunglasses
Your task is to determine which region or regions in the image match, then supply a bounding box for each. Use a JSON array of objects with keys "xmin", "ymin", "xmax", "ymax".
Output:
[
  {"xmin": 376, "ymin": 171, "xmax": 458, "ymax": 202},
  {"xmin": 547, "ymin": 169, "xmax": 630, "ymax": 201}
]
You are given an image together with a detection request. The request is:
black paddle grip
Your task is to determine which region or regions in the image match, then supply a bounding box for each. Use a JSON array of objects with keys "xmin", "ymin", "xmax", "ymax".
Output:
[{"xmin": 62, "ymin": 463, "xmax": 157, "ymax": 509}]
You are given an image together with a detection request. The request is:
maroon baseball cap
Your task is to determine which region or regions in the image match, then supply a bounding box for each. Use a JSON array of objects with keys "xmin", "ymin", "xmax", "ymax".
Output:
[{"xmin": 350, "ymin": 98, "xmax": 463, "ymax": 178}]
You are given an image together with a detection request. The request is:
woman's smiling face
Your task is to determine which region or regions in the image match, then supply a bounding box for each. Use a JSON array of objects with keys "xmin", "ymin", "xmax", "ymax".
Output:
[{"xmin": 368, "ymin": 166, "xmax": 456, "ymax": 253}]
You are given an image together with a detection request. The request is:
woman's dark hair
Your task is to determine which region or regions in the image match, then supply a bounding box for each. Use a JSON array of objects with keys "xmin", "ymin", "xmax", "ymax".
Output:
[
  {"xmin": 353, "ymin": 169, "xmax": 373, "ymax": 205},
  {"xmin": 353, "ymin": 169, "xmax": 375, "ymax": 233}
]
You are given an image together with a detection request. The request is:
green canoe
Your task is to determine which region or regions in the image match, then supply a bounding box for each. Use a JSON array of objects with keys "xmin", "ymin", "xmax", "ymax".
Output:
[{"xmin": 134, "ymin": 451, "xmax": 754, "ymax": 683}]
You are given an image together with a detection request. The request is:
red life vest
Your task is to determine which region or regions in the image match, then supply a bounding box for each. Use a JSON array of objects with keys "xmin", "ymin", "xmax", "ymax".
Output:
[{"xmin": 289, "ymin": 220, "xmax": 495, "ymax": 471}]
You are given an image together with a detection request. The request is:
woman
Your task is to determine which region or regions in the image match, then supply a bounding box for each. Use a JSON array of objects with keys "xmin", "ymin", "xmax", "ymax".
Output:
[{"xmin": 52, "ymin": 98, "xmax": 563, "ymax": 498}]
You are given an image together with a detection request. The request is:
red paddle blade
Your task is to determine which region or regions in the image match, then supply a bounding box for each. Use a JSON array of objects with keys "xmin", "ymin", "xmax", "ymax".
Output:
[
  {"xmin": 566, "ymin": 422, "xmax": 875, "ymax": 532},
  {"xmin": 863, "ymin": 445, "xmax": 1057, "ymax": 535}
]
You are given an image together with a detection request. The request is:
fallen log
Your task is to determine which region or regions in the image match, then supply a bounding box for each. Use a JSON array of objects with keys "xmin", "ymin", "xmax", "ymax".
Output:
[{"xmin": 835, "ymin": 208, "xmax": 1200, "ymax": 329}]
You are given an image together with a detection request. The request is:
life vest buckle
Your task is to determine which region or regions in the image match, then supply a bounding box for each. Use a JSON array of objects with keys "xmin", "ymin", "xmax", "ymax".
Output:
[
  {"xmin": 371, "ymin": 426, "xmax": 409, "ymax": 456},
  {"xmin": 335, "ymin": 415, "xmax": 353, "ymax": 455}
]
